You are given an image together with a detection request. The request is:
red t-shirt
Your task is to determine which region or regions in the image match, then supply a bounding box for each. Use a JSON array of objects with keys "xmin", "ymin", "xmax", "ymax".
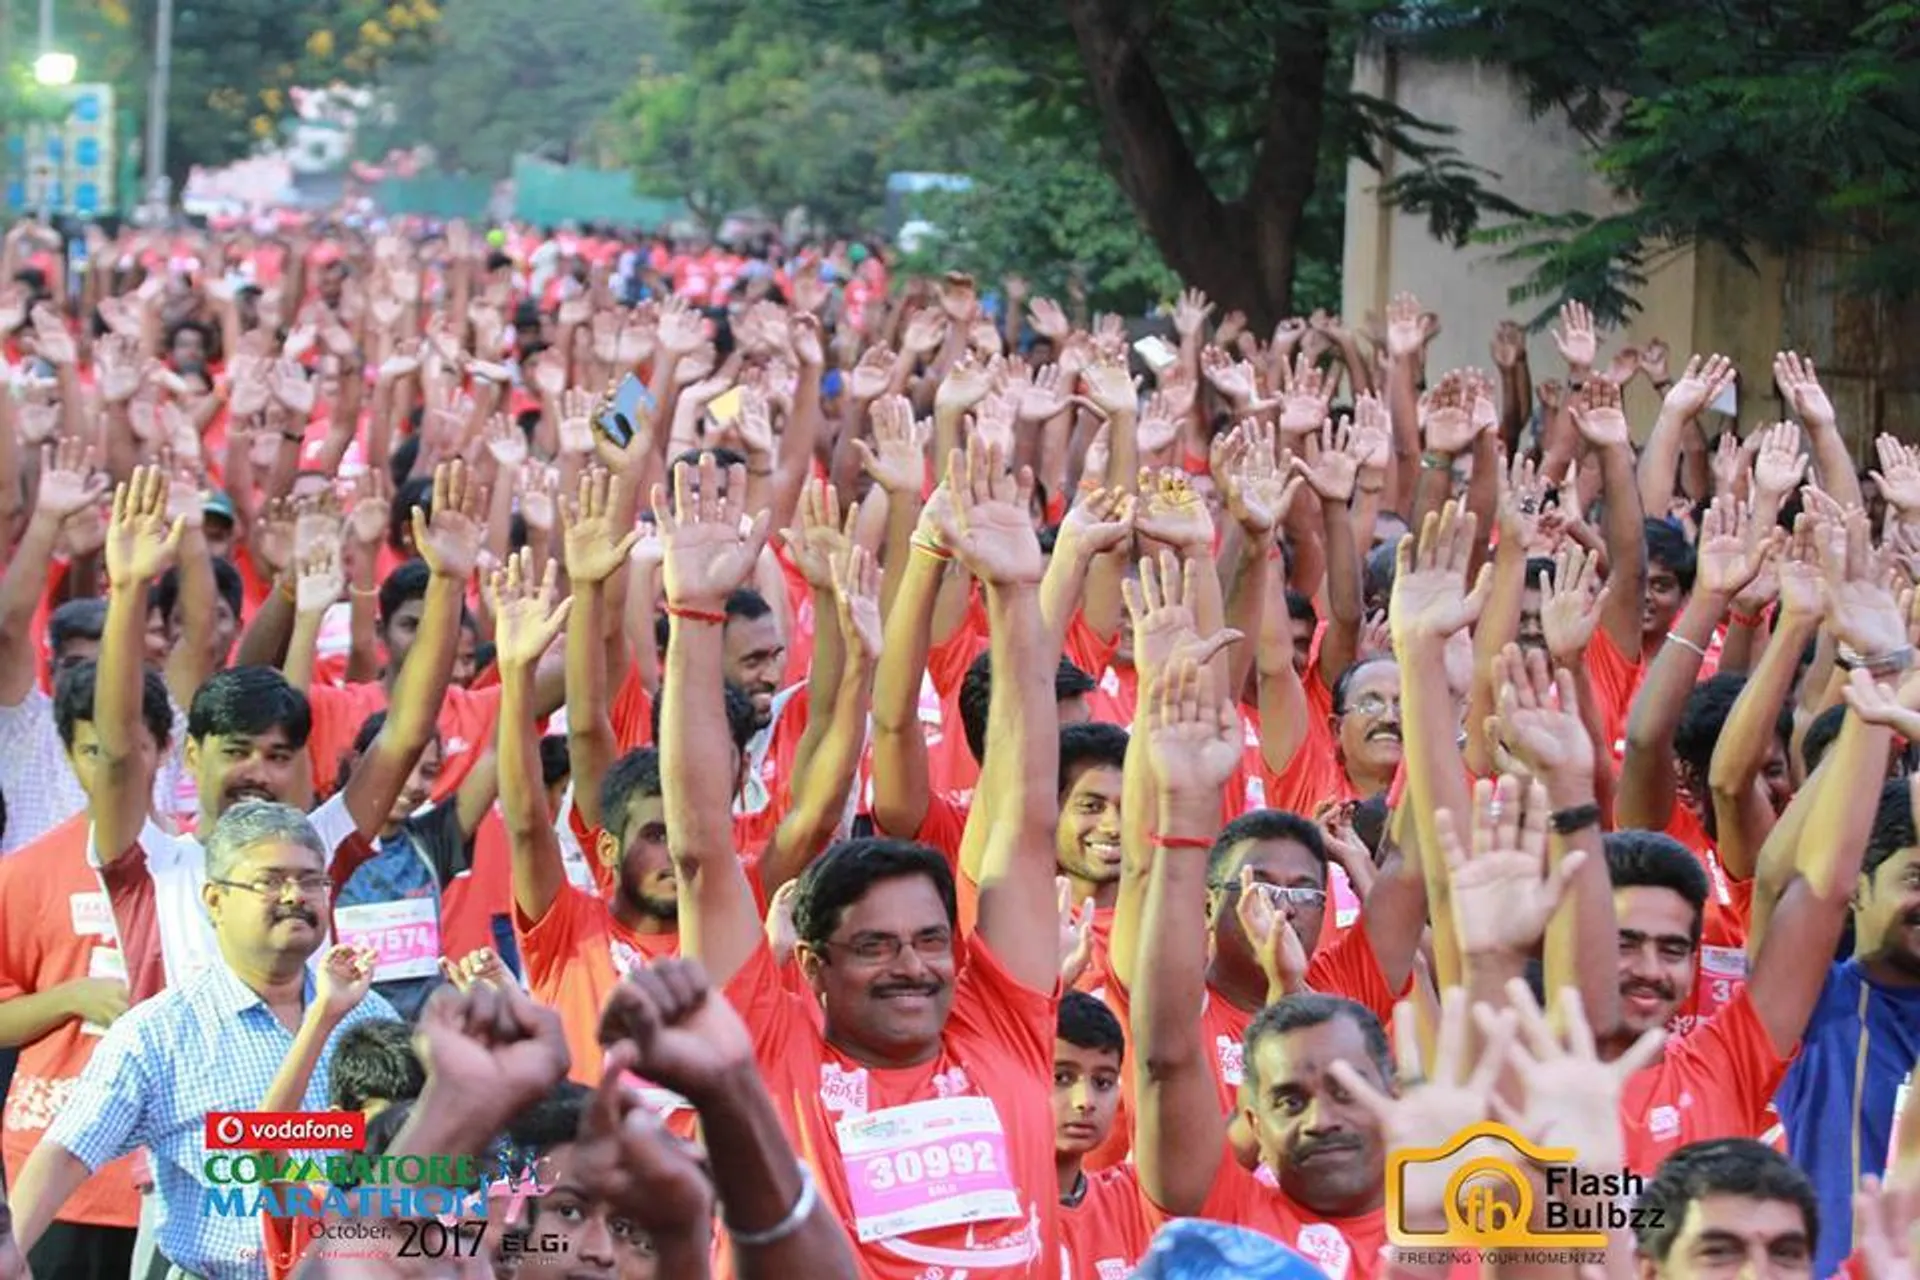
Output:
[
  {"xmin": 1061, "ymin": 1165, "xmax": 1154, "ymax": 1280},
  {"xmin": 513, "ymin": 883, "xmax": 679, "ymax": 1086},
  {"xmin": 722, "ymin": 936, "xmax": 1057, "ymax": 1279},
  {"xmin": 731, "ymin": 685, "xmax": 812, "ymax": 853},
  {"xmin": 1155, "ymin": 1163, "xmax": 1430, "ymax": 1280},
  {"xmin": 0, "ymin": 816, "xmax": 147, "ymax": 1227},
  {"xmin": 304, "ymin": 681, "xmax": 500, "ymax": 800},
  {"xmin": 1619, "ymin": 987, "xmax": 1794, "ymax": 1173},
  {"xmin": 436, "ymin": 809, "xmax": 513, "ymax": 964},
  {"xmin": 925, "ymin": 591, "xmax": 990, "ymax": 799}
]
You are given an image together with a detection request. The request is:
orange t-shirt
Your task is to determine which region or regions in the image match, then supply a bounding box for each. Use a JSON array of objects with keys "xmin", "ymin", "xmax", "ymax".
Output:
[
  {"xmin": 731, "ymin": 685, "xmax": 812, "ymax": 854},
  {"xmin": 513, "ymin": 883, "xmax": 679, "ymax": 1086},
  {"xmin": 1061, "ymin": 1165, "xmax": 1153, "ymax": 1280},
  {"xmin": 925, "ymin": 591, "xmax": 990, "ymax": 798},
  {"xmin": 1587, "ymin": 626, "xmax": 1646, "ymax": 760},
  {"xmin": 0, "ymin": 816, "xmax": 147, "ymax": 1228},
  {"xmin": 722, "ymin": 937, "xmax": 1058, "ymax": 1279},
  {"xmin": 304, "ymin": 681, "xmax": 500, "ymax": 800},
  {"xmin": 437, "ymin": 809, "xmax": 514, "ymax": 965},
  {"xmin": 610, "ymin": 662, "xmax": 655, "ymax": 752},
  {"xmin": 1062, "ymin": 612, "xmax": 1128, "ymax": 727},
  {"xmin": 1618, "ymin": 987, "xmax": 1794, "ymax": 1174},
  {"xmin": 1156, "ymin": 1163, "xmax": 1436, "ymax": 1280}
]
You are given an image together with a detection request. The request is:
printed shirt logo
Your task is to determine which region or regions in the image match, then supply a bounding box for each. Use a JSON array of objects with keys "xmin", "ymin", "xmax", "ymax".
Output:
[
  {"xmin": 1649, "ymin": 1104, "xmax": 1682, "ymax": 1141},
  {"xmin": 820, "ymin": 1063, "xmax": 870, "ymax": 1116},
  {"xmin": 1215, "ymin": 1035, "xmax": 1245, "ymax": 1087},
  {"xmin": 1296, "ymin": 1223, "xmax": 1352, "ymax": 1280}
]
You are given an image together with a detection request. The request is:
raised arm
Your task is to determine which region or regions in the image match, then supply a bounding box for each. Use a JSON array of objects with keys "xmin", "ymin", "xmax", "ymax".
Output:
[
  {"xmin": 1133, "ymin": 659, "xmax": 1246, "ymax": 1214},
  {"xmin": 1776, "ymin": 352, "xmax": 1864, "ymax": 512},
  {"xmin": 928, "ymin": 437, "xmax": 1060, "ymax": 992},
  {"xmin": 490, "ymin": 549, "xmax": 575, "ymax": 927},
  {"xmin": 1570, "ymin": 380, "xmax": 1649, "ymax": 660},
  {"xmin": 95, "ymin": 466, "xmax": 185, "ymax": 862},
  {"xmin": 0, "ymin": 442, "xmax": 102, "ymax": 706},
  {"xmin": 659, "ymin": 454, "xmax": 771, "ymax": 987},
  {"xmin": 340, "ymin": 461, "xmax": 482, "ymax": 842},
  {"xmin": 1636, "ymin": 356, "xmax": 1734, "ymax": 520},
  {"xmin": 561, "ymin": 469, "xmax": 642, "ymax": 834}
]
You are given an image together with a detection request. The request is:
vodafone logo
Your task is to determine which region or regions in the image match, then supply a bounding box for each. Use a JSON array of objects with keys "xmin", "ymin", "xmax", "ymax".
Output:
[{"xmin": 204, "ymin": 1111, "xmax": 367, "ymax": 1151}]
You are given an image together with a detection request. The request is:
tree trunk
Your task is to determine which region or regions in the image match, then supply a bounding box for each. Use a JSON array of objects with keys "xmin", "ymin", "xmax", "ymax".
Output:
[{"xmin": 1058, "ymin": 0, "xmax": 1328, "ymax": 330}]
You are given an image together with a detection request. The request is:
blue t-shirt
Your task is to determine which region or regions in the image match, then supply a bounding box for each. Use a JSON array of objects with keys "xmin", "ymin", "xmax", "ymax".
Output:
[{"xmin": 1776, "ymin": 959, "xmax": 1920, "ymax": 1276}]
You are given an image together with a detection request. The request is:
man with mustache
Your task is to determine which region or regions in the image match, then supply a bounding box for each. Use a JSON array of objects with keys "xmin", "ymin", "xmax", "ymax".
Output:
[
  {"xmin": 84, "ymin": 463, "xmax": 479, "ymax": 989},
  {"xmin": 10, "ymin": 802, "xmax": 399, "ymax": 1280},
  {"xmin": 665, "ymin": 446, "xmax": 1067, "ymax": 1277}
]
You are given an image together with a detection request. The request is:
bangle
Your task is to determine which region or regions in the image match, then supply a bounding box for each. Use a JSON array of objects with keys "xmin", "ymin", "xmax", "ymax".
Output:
[
  {"xmin": 1664, "ymin": 631, "xmax": 1708, "ymax": 658},
  {"xmin": 1150, "ymin": 832, "xmax": 1213, "ymax": 850},
  {"xmin": 1728, "ymin": 608, "xmax": 1767, "ymax": 629},
  {"xmin": 1838, "ymin": 643, "xmax": 1915, "ymax": 674},
  {"xmin": 1420, "ymin": 451, "xmax": 1455, "ymax": 471},
  {"xmin": 747, "ymin": 464, "xmax": 774, "ymax": 477},
  {"xmin": 910, "ymin": 538, "xmax": 951, "ymax": 561},
  {"xmin": 1652, "ymin": 380, "xmax": 1673, "ymax": 392},
  {"xmin": 350, "ymin": 585, "xmax": 379, "ymax": 599},
  {"xmin": 280, "ymin": 431, "xmax": 305, "ymax": 444},
  {"xmin": 724, "ymin": 1162, "xmax": 816, "ymax": 1248},
  {"xmin": 1549, "ymin": 803, "xmax": 1602, "ymax": 835},
  {"xmin": 666, "ymin": 604, "xmax": 727, "ymax": 626}
]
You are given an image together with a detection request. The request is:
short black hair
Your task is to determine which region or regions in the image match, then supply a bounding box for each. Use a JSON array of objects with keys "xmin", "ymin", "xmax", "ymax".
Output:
[
  {"xmin": 187, "ymin": 666, "xmax": 312, "ymax": 747},
  {"xmin": 1673, "ymin": 674, "xmax": 1792, "ymax": 784},
  {"xmin": 959, "ymin": 652, "xmax": 1097, "ymax": 764},
  {"xmin": 1058, "ymin": 990, "xmax": 1124, "ymax": 1059},
  {"xmin": 1800, "ymin": 703, "xmax": 1848, "ymax": 774},
  {"xmin": 1603, "ymin": 830, "xmax": 1708, "ymax": 942},
  {"xmin": 672, "ymin": 445, "xmax": 749, "ymax": 476},
  {"xmin": 154, "ymin": 556, "xmax": 244, "ymax": 627},
  {"xmin": 601, "ymin": 748, "xmax": 663, "ymax": 846},
  {"xmin": 389, "ymin": 434, "xmax": 420, "ymax": 490},
  {"xmin": 328, "ymin": 1020, "xmax": 425, "ymax": 1113},
  {"xmin": 48, "ymin": 597, "xmax": 108, "ymax": 652},
  {"xmin": 1524, "ymin": 556, "xmax": 1557, "ymax": 591},
  {"xmin": 378, "ymin": 559, "xmax": 433, "ymax": 628},
  {"xmin": 724, "ymin": 587, "xmax": 773, "ymax": 623},
  {"xmin": 1364, "ymin": 541, "xmax": 1399, "ymax": 608},
  {"xmin": 1244, "ymin": 994, "xmax": 1392, "ymax": 1092},
  {"xmin": 793, "ymin": 838, "xmax": 957, "ymax": 951},
  {"xmin": 1645, "ymin": 518, "xmax": 1697, "ymax": 593},
  {"xmin": 54, "ymin": 659, "xmax": 172, "ymax": 752},
  {"xmin": 1208, "ymin": 809, "xmax": 1328, "ymax": 887},
  {"xmin": 1864, "ymin": 775, "xmax": 1918, "ymax": 883},
  {"xmin": 1058, "ymin": 722, "xmax": 1128, "ymax": 799},
  {"xmin": 538, "ymin": 734, "xmax": 571, "ymax": 790},
  {"xmin": 1283, "ymin": 590, "xmax": 1318, "ymax": 626},
  {"xmin": 390, "ymin": 476, "xmax": 434, "ymax": 551},
  {"xmin": 1330, "ymin": 656, "xmax": 1397, "ymax": 717},
  {"xmin": 1635, "ymin": 1139, "xmax": 1817, "ymax": 1262},
  {"xmin": 500, "ymin": 1081, "xmax": 592, "ymax": 1179}
]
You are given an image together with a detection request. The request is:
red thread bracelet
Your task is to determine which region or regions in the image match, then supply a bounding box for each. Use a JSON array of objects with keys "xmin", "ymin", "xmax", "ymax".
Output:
[
  {"xmin": 1150, "ymin": 832, "xmax": 1214, "ymax": 850},
  {"xmin": 667, "ymin": 604, "xmax": 728, "ymax": 625},
  {"xmin": 1728, "ymin": 609, "xmax": 1767, "ymax": 629}
]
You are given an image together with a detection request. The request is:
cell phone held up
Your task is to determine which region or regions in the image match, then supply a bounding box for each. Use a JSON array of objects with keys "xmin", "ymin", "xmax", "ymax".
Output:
[{"xmin": 595, "ymin": 373, "xmax": 657, "ymax": 449}]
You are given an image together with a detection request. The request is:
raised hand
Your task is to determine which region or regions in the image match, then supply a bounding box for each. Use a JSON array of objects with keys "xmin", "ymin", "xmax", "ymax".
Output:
[
  {"xmin": 561, "ymin": 468, "xmax": 642, "ymax": 586},
  {"xmin": 1027, "ymin": 296, "xmax": 1071, "ymax": 343},
  {"xmin": 854, "ymin": 394, "xmax": 930, "ymax": 495},
  {"xmin": 1691, "ymin": 494, "xmax": 1776, "ymax": 601},
  {"xmin": 1143, "ymin": 657, "xmax": 1243, "ymax": 795},
  {"xmin": 1011, "ymin": 361, "xmax": 1070, "ymax": 423},
  {"xmin": 31, "ymin": 304, "xmax": 75, "ymax": 366},
  {"xmin": 1569, "ymin": 377, "xmax": 1630, "ymax": 449},
  {"xmin": 572, "ymin": 1056, "xmax": 715, "ymax": 1236},
  {"xmin": 1773, "ymin": 350, "xmax": 1835, "ymax": 430},
  {"xmin": 1490, "ymin": 320, "xmax": 1526, "ymax": 370},
  {"xmin": 1840, "ymin": 668, "xmax": 1920, "ymax": 740},
  {"xmin": 295, "ymin": 541, "xmax": 345, "ymax": 615},
  {"xmin": 939, "ymin": 272, "xmax": 979, "ymax": 324},
  {"xmin": 831, "ymin": 542, "xmax": 884, "ymax": 662},
  {"xmin": 848, "ymin": 345, "xmax": 894, "ymax": 401},
  {"xmin": 1419, "ymin": 371, "xmax": 1476, "ymax": 456},
  {"xmin": 1496, "ymin": 450, "xmax": 1547, "ymax": 548},
  {"xmin": 1199, "ymin": 345, "xmax": 1257, "ymax": 406},
  {"xmin": 1121, "ymin": 549, "xmax": 1243, "ymax": 683},
  {"xmin": 1496, "ymin": 980, "xmax": 1664, "ymax": 1167},
  {"xmin": 1348, "ymin": 392, "xmax": 1392, "ymax": 475},
  {"xmin": 1817, "ymin": 502, "xmax": 1907, "ymax": 657},
  {"xmin": 1490, "ymin": 644, "xmax": 1594, "ymax": 784},
  {"xmin": 935, "ymin": 351, "xmax": 996, "ymax": 416},
  {"xmin": 438, "ymin": 947, "xmax": 513, "ymax": 993},
  {"xmin": 595, "ymin": 957, "xmax": 756, "ymax": 1109},
  {"xmin": 1080, "ymin": 354, "xmax": 1140, "ymax": 418},
  {"xmin": 1873, "ymin": 435, "xmax": 1920, "ymax": 516},
  {"xmin": 557, "ymin": 387, "xmax": 598, "ymax": 457},
  {"xmin": 97, "ymin": 334, "xmax": 143, "ymax": 404},
  {"xmin": 1235, "ymin": 865, "xmax": 1309, "ymax": 997},
  {"xmin": 1602, "ymin": 345, "xmax": 1641, "ymax": 389},
  {"xmin": 1661, "ymin": 352, "xmax": 1735, "ymax": 423},
  {"xmin": 651, "ymin": 452, "xmax": 771, "ymax": 611},
  {"xmin": 1384, "ymin": 291, "xmax": 1427, "ymax": 360},
  {"xmin": 484, "ymin": 547, "xmax": 572, "ymax": 672},
  {"xmin": 1776, "ymin": 514, "xmax": 1827, "ymax": 621},
  {"xmin": 619, "ymin": 307, "xmax": 659, "ymax": 368},
  {"xmin": 1054, "ymin": 486, "xmax": 1136, "ymax": 562},
  {"xmin": 346, "ymin": 470, "xmax": 390, "ymax": 547},
  {"xmin": 105, "ymin": 466, "xmax": 187, "ymax": 583},
  {"xmin": 1549, "ymin": 299, "xmax": 1597, "ymax": 373},
  {"xmin": 412, "ymin": 460, "xmax": 486, "ymax": 581},
  {"xmin": 1640, "ymin": 338, "xmax": 1671, "ymax": 386},
  {"xmin": 927, "ymin": 436, "xmax": 1042, "ymax": 587},
  {"xmin": 968, "ymin": 389, "xmax": 1018, "ymax": 456},
  {"xmin": 1171, "ymin": 287, "xmax": 1213, "ymax": 340},
  {"xmin": 1278, "ymin": 354, "xmax": 1334, "ymax": 438},
  {"xmin": 1390, "ymin": 500, "xmax": 1493, "ymax": 646},
  {"xmin": 1291, "ymin": 416, "xmax": 1358, "ymax": 505},
  {"xmin": 1440, "ymin": 774, "xmax": 1583, "ymax": 957},
  {"xmin": 778, "ymin": 479, "xmax": 853, "ymax": 592},
  {"xmin": 1539, "ymin": 543, "xmax": 1612, "ymax": 662},
  {"xmin": 35, "ymin": 439, "xmax": 105, "ymax": 522},
  {"xmin": 413, "ymin": 982, "xmax": 571, "ymax": 1116},
  {"xmin": 655, "ymin": 295, "xmax": 705, "ymax": 356},
  {"xmin": 1750, "ymin": 420, "xmax": 1809, "ymax": 499},
  {"xmin": 1135, "ymin": 389, "xmax": 1180, "ymax": 453},
  {"xmin": 316, "ymin": 944, "xmax": 378, "ymax": 1022},
  {"xmin": 268, "ymin": 358, "xmax": 316, "ymax": 416},
  {"xmin": 1135, "ymin": 466, "xmax": 1216, "ymax": 552},
  {"xmin": 484, "ymin": 413, "xmax": 528, "ymax": 469}
]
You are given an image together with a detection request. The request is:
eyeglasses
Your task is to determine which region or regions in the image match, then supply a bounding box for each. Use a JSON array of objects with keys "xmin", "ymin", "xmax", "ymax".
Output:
[
  {"xmin": 822, "ymin": 930, "xmax": 954, "ymax": 965},
  {"xmin": 1346, "ymin": 693, "xmax": 1401, "ymax": 719},
  {"xmin": 213, "ymin": 873, "xmax": 332, "ymax": 898},
  {"xmin": 1247, "ymin": 883, "xmax": 1327, "ymax": 912}
]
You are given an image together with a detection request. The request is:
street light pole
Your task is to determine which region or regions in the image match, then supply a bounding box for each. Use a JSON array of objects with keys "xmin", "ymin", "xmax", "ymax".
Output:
[
  {"xmin": 37, "ymin": 0, "xmax": 49, "ymax": 52},
  {"xmin": 145, "ymin": 0, "xmax": 172, "ymax": 213}
]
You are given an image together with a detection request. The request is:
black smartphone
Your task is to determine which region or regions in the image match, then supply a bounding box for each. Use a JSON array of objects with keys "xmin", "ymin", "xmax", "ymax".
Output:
[{"xmin": 595, "ymin": 373, "xmax": 657, "ymax": 449}]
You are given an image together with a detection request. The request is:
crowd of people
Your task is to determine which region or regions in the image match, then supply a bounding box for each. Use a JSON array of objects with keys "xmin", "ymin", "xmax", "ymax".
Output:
[{"xmin": 0, "ymin": 216, "xmax": 1916, "ymax": 1280}]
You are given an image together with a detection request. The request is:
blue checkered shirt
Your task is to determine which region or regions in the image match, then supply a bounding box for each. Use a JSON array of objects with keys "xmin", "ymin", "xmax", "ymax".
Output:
[{"xmin": 45, "ymin": 959, "xmax": 398, "ymax": 1280}]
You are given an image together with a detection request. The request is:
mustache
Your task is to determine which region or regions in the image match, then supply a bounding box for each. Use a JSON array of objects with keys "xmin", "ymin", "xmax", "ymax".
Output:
[
  {"xmin": 1294, "ymin": 1133, "xmax": 1363, "ymax": 1161},
  {"xmin": 225, "ymin": 784, "xmax": 277, "ymax": 803},
  {"xmin": 872, "ymin": 981, "xmax": 943, "ymax": 999},
  {"xmin": 1623, "ymin": 980, "xmax": 1674, "ymax": 1002},
  {"xmin": 272, "ymin": 906, "xmax": 319, "ymax": 926}
]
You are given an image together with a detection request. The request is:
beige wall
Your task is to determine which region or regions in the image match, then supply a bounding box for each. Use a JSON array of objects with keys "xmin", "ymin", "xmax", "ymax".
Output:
[{"xmin": 1340, "ymin": 46, "xmax": 1908, "ymax": 455}]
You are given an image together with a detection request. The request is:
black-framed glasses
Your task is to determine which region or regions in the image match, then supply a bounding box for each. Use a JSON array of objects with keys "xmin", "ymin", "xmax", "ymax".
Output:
[
  {"xmin": 820, "ymin": 929, "xmax": 954, "ymax": 965},
  {"xmin": 1246, "ymin": 883, "xmax": 1327, "ymax": 912},
  {"xmin": 213, "ymin": 873, "xmax": 332, "ymax": 898}
]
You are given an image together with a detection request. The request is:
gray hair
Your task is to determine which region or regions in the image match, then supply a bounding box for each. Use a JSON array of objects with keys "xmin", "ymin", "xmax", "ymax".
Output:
[{"xmin": 204, "ymin": 801, "xmax": 326, "ymax": 883}]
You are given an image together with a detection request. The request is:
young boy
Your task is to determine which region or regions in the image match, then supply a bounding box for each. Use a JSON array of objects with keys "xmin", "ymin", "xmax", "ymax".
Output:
[{"xmin": 1055, "ymin": 992, "xmax": 1152, "ymax": 1280}]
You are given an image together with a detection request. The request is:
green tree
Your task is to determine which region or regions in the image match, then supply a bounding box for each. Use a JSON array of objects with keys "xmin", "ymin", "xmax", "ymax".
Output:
[{"xmin": 1419, "ymin": 0, "xmax": 1920, "ymax": 323}]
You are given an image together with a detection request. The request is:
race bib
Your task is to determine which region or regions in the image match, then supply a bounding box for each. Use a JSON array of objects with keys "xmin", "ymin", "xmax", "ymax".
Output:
[
  {"xmin": 69, "ymin": 891, "xmax": 114, "ymax": 939},
  {"xmin": 81, "ymin": 946, "xmax": 126, "ymax": 1037},
  {"xmin": 1330, "ymin": 864, "xmax": 1361, "ymax": 930},
  {"xmin": 335, "ymin": 898, "xmax": 441, "ymax": 981},
  {"xmin": 836, "ymin": 1095, "xmax": 1020, "ymax": 1242}
]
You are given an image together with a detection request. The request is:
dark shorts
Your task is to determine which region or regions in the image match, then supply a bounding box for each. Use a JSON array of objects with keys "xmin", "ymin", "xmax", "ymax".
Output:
[{"xmin": 28, "ymin": 1220, "xmax": 137, "ymax": 1280}]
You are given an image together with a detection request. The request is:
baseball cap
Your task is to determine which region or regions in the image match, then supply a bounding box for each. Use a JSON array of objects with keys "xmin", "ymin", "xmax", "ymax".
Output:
[{"xmin": 203, "ymin": 491, "xmax": 237, "ymax": 523}]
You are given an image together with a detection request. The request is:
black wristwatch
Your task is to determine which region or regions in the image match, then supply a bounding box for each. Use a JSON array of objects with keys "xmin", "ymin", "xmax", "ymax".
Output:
[{"xmin": 1549, "ymin": 803, "xmax": 1602, "ymax": 835}]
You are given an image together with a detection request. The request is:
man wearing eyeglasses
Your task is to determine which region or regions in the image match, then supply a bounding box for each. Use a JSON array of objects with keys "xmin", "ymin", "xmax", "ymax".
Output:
[{"xmin": 10, "ymin": 801, "xmax": 398, "ymax": 1280}]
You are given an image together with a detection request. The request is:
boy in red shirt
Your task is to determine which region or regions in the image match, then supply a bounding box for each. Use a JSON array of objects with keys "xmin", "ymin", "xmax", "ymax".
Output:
[{"xmin": 1054, "ymin": 992, "xmax": 1151, "ymax": 1280}]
